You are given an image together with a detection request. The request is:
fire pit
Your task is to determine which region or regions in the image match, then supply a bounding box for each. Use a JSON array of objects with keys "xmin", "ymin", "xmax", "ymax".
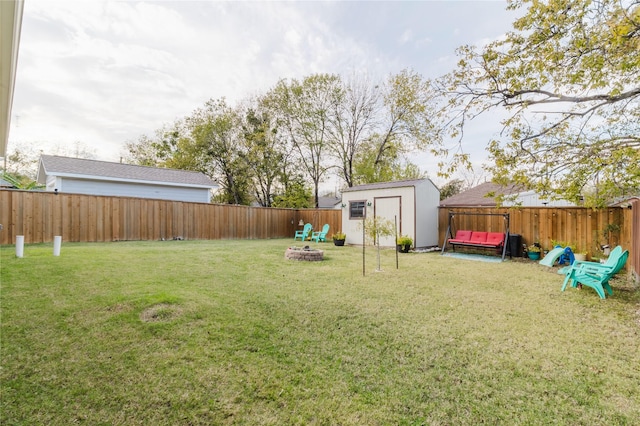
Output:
[{"xmin": 285, "ymin": 246, "xmax": 324, "ymax": 261}]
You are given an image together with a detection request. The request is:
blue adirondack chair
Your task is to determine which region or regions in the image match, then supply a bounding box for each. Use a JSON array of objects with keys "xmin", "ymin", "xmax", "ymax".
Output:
[
  {"xmin": 561, "ymin": 247, "xmax": 628, "ymax": 299},
  {"xmin": 311, "ymin": 224, "xmax": 330, "ymax": 242},
  {"xmin": 294, "ymin": 223, "xmax": 312, "ymax": 241}
]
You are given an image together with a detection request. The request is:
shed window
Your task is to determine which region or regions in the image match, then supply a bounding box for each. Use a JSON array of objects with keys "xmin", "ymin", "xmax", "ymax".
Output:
[{"xmin": 349, "ymin": 200, "xmax": 366, "ymax": 219}]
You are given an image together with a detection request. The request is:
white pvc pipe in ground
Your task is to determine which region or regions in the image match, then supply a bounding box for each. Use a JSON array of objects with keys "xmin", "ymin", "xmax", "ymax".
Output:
[
  {"xmin": 16, "ymin": 235, "xmax": 24, "ymax": 258},
  {"xmin": 53, "ymin": 236, "xmax": 62, "ymax": 256}
]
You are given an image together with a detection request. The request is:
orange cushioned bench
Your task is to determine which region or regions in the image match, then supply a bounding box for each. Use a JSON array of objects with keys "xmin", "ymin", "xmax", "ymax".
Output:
[{"xmin": 448, "ymin": 230, "xmax": 505, "ymax": 251}]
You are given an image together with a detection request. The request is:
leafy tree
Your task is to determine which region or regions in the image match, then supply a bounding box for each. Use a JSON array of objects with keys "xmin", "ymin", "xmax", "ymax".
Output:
[
  {"xmin": 127, "ymin": 100, "xmax": 253, "ymax": 205},
  {"xmin": 329, "ymin": 74, "xmax": 379, "ymax": 187},
  {"xmin": 126, "ymin": 120, "xmax": 218, "ymax": 177},
  {"xmin": 323, "ymin": 69, "xmax": 435, "ymax": 189},
  {"xmin": 126, "ymin": 98, "xmax": 292, "ymax": 206},
  {"xmin": 241, "ymin": 98, "xmax": 290, "ymax": 207},
  {"xmin": 123, "ymin": 133, "xmax": 164, "ymax": 167},
  {"xmin": 267, "ymin": 74, "xmax": 343, "ymax": 207},
  {"xmin": 0, "ymin": 171, "xmax": 43, "ymax": 190},
  {"xmin": 439, "ymin": 179, "xmax": 465, "ymax": 200},
  {"xmin": 155, "ymin": 122, "xmax": 211, "ymax": 174},
  {"xmin": 271, "ymin": 176, "xmax": 313, "ymax": 208},
  {"xmin": 188, "ymin": 99, "xmax": 252, "ymax": 205},
  {"xmin": 374, "ymin": 70, "xmax": 439, "ymax": 173},
  {"xmin": 127, "ymin": 70, "xmax": 451, "ymax": 204},
  {"xmin": 336, "ymin": 69, "xmax": 436, "ymax": 187},
  {"xmin": 3, "ymin": 144, "xmax": 42, "ymax": 178},
  {"xmin": 435, "ymin": 0, "xmax": 640, "ymax": 206},
  {"xmin": 352, "ymin": 137, "xmax": 424, "ymax": 185},
  {"xmin": 360, "ymin": 215, "xmax": 396, "ymax": 245}
]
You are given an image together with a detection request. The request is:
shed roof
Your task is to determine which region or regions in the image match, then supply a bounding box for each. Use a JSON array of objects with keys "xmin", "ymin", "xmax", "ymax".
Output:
[
  {"xmin": 342, "ymin": 178, "xmax": 436, "ymax": 193},
  {"xmin": 37, "ymin": 155, "xmax": 217, "ymax": 188},
  {"xmin": 439, "ymin": 182, "xmax": 521, "ymax": 207}
]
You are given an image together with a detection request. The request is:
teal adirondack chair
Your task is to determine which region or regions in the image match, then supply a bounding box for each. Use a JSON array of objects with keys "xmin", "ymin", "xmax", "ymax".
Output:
[
  {"xmin": 311, "ymin": 224, "xmax": 330, "ymax": 242},
  {"xmin": 561, "ymin": 246, "xmax": 623, "ymax": 287},
  {"xmin": 557, "ymin": 245, "xmax": 623, "ymax": 275},
  {"xmin": 561, "ymin": 248, "xmax": 628, "ymax": 299},
  {"xmin": 294, "ymin": 223, "xmax": 312, "ymax": 241},
  {"xmin": 572, "ymin": 246, "xmax": 622, "ymax": 270}
]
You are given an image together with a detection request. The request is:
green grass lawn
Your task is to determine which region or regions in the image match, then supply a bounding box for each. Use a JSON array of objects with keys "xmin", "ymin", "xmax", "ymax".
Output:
[{"xmin": 1, "ymin": 239, "xmax": 639, "ymax": 425}]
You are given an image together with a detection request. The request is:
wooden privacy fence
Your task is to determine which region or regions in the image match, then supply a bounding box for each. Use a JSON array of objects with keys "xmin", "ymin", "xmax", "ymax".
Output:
[
  {"xmin": 2, "ymin": 190, "xmax": 637, "ymax": 282},
  {"xmin": 439, "ymin": 206, "xmax": 636, "ymax": 273},
  {"xmin": 0, "ymin": 190, "xmax": 342, "ymax": 245}
]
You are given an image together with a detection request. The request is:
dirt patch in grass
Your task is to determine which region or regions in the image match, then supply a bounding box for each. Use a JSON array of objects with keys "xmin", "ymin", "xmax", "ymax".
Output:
[{"xmin": 140, "ymin": 303, "xmax": 183, "ymax": 323}]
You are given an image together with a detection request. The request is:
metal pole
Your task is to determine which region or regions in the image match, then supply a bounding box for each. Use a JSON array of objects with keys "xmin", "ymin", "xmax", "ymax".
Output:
[
  {"xmin": 501, "ymin": 214, "xmax": 510, "ymax": 261},
  {"xmin": 362, "ymin": 218, "xmax": 366, "ymax": 276},
  {"xmin": 441, "ymin": 212, "xmax": 453, "ymax": 255},
  {"xmin": 376, "ymin": 227, "xmax": 382, "ymax": 271},
  {"xmin": 395, "ymin": 215, "xmax": 398, "ymax": 269}
]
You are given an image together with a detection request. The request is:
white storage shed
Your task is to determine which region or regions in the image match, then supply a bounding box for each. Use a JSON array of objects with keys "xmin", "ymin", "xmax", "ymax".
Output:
[{"xmin": 340, "ymin": 179, "xmax": 440, "ymax": 248}]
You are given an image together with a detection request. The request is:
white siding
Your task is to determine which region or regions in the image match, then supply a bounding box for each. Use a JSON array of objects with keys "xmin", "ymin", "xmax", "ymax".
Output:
[
  {"xmin": 415, "ymin": 180, "xmax": 440, "ymax": 247},
  {"xmin": 341, "ymin": 180, "xmax": 440, "ymax": 248},
  {"xmin": 57, "ymin": 178, "xmax": 210, "ymax": 203},
  {"xmin": 45, "ymin": 175, "xmax": 60, "ymax": 192},
  {"xmin": 341, "ymin": 192, "xmax": 370, "ymax": 245},
  {"xmin": 504, "ymin": 190, "xmax": 576, "ymax": 207}
]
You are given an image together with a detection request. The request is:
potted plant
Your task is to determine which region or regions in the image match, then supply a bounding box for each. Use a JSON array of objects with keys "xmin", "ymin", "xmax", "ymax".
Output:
[
  {"xmin": 526, "ymin": 244, "xmax": 542, "ymax": 260},
  {"xmin": 574, "ymin": 250, "xmax": 588, "ymax": 262},
  {"xmin": 396, "ymin": 235, "xmax": 413, "ymax": 253},
  {"xmin": 332, "ymin": 231, "xmax": 346, "ymax": 246}
]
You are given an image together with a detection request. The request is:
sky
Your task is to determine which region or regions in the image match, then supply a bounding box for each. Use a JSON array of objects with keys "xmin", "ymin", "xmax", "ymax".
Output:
[{"xmin": 8, "ymin": 0, "xmax": 519, "ymax": 187}]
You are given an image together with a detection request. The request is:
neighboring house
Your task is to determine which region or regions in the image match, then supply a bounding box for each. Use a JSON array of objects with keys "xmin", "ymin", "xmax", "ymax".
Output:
[
  {"xmin": 318, "ymin": 196, "xmax": 341, "ymax": 209},
  {"xmin": 340, "ymin": 179, "xmax": 440, "ymax": 248},
  {"xmin": 609, "ymin": 196, "xmax": 640, "ymax": 208},
  {"xmin": 0, "ymin": 177, "xmax": 15, "ymax": 188},
  {"xmin": 507, "ymin": 190, "xmax": 576, "ymax": 207},
  {"xmin": 37, "ymin": 155, "xmax": 217, "ymax": 203},
  {"xmin": 440, "ymin": 182, "xmax": 577, "ymax": 207}
]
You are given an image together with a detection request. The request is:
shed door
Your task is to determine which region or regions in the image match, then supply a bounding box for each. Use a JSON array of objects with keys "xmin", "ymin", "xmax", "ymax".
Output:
[{"xmin": 374, "ymin": 196, "xmax": 401, "ymax": 247}]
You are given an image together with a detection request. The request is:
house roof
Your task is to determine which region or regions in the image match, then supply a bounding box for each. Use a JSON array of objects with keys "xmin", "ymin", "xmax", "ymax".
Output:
[
  {"xmin": 608, "ymin": 195, "xmax": 640, "ymax": 207},
  {"xmin": 342, "ymin": 178, "xmax": 436, "ymax": 193},
  {"xmin": 439, "ymin": 182, "xmax": 521, "ymax": 207},
  {"xmin": 318, "ymin": 196, "xmax": 341, "ymax": 209},
  {"xmin": 37, "ymin": 155, "xmax": 217, "ymax": 188}
]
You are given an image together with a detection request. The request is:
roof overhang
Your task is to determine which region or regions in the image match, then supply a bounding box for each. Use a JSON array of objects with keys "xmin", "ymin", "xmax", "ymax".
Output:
[
  {"xmin": 40, "ymin": 172, "xmax": 217, "ymax": 190},
  {"xmin": 1, "ymin": 0, "xmax": 24, "ymax": 159},
  {"xmin": 37, "ymin": 168, "xmax": 217, "ymax": 190},
  {"xmin": 342, "ymin": 178, "xmax": 435, "ymax": 193}
]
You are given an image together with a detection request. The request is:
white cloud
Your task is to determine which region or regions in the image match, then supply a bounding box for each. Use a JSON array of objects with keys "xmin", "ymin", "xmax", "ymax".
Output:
[{"xmin": 399, "ymin": 29, "xmax": 413, "ymax": 45}]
